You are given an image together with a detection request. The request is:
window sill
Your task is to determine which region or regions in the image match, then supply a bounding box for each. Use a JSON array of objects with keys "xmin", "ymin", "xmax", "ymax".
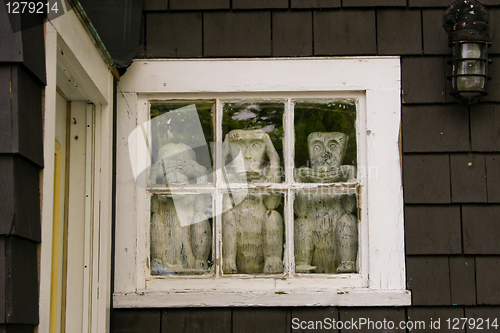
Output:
[{"xmin": 113, "ymin": 289, "xmax": 411, "ymax": 307}]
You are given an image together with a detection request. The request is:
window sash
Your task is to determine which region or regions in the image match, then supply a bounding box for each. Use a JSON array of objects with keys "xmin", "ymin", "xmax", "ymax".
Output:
[{"xmin": 143, "ymin": 93, "xmax": 367, "ymax": 282}]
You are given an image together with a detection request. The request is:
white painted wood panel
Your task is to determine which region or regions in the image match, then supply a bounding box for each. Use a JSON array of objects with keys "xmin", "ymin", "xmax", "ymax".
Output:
[
  {"xmin": 65, "ymin": 102, "xmax": 87, "ymax": 332},
  {"xmin": 114, "ymin": 289, "xmax": 410, "ymax": 308},
  {"xmin": 49, "ymin": 12, "xmax": 110, "ymax": 104},
  {"xmin": 115, "ymin": 92, "xmax": 139, "ymax": 293},
  {"xmin": 120, "ymin": 58, "xmax": 400, "ymax": 94}
]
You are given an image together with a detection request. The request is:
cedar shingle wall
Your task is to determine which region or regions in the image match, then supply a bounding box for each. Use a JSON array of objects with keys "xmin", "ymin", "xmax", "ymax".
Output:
[
  {"xmin": 0, "ymin": 5, "xmax": 44, "ymax": 333},
  {"xmin": 114, "ymin": 1, "xmax": 500, "ymax": 331}
]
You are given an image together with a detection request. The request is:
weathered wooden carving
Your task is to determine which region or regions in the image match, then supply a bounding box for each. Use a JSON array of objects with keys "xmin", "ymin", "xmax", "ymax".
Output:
[
  {"xmin": 222, "ymin": 130, "xmax": 283, "ymax": 274},
  {"xmin": 150, "ymin": 143, "xmax": 211, "ymax": 274},
  {"xmin": 295, "ymin": 132, "xmax": 358, "ymax": 273}
]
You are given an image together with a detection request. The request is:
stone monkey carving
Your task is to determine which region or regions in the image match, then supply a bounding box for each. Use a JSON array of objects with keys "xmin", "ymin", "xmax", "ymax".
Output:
[
  {"xmin": 150, "ymin": 143, "xmax": 211, "ymax": 274},
  {"xmin": 150, "ymin": 143, "xmax": 207, "ymax": 185},
  {"xmin": 295, "ymin": 132, "xmax": 358, "ymax": 273},
  {"xmin": 222, "ymin": 130, "xmax": 283, "ymax": 274}
]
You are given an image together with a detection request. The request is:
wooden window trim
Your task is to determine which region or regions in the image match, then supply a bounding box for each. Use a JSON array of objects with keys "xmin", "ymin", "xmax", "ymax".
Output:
[{"xmin": 114, "ymin": 57, "xmax": 410, "ymax": 307}]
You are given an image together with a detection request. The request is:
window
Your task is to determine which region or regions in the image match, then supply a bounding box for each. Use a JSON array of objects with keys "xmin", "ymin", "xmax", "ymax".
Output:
[{"xmin": 114, "ymin": 58, "xmax": 410, "ymax": 307}]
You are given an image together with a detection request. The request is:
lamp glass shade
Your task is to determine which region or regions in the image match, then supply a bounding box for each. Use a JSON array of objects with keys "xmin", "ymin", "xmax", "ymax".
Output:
[{"xmin": 451, "ymin": 42, "xmax": 488, "ymax": 101}]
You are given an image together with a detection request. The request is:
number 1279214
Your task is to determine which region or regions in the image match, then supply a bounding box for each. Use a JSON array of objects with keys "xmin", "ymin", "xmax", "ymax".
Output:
[{"xmin": 5, "ymin": 2, "xmax": 59, "ymax": 14}]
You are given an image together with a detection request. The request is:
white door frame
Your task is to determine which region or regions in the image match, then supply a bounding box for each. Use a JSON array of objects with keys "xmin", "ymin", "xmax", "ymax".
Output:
[{"xmin": 40, "ymin": 10, "xmax": 114, "ymax": 333}]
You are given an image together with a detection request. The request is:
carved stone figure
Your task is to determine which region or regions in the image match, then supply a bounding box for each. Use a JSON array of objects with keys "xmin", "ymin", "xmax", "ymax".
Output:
[
  {"xmin": 295, "ymin": 132, "xmax": 358, "ymax": 273},
  {"xmin": 150, "ymin": 143, "xmax": 211, "ymax": 274},
  {"xmin": 222, "ymin": 130, "xmax": 283, "ymax": 274}
]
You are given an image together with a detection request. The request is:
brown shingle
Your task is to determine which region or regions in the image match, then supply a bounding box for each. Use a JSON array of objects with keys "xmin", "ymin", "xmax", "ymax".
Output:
[
  {"xmin": 407, "ymin": 256, "xmax": 452, "ymax": 306},
  {"xmin": 402, "ymin": 105, "xmax": 469, "ymax": 153},
  {"xmin": 272, "ymin": 11, "xmax": 313, "ymax": 56},
  {"xmin": 291, "ymin": 0, "xmax": 340, "ymax": 8},
  {"xmin": 403, "ymin": 154, "xmax": 451, "ymax": 204},
  {"xmin": 471, "ymin": 104, "xmax": 500, "ymax": 152},
  {"xmin": 204, "ymin": 11, "xmax": 271, "ymax": 57},
  {"xmin": 313, "ymin": 9, "xmax": 376, "ymax": 55},
  {"xmin": 343, "ymin": 0, "xmax": 406, "ymax": 6},
  {"xmin": 450, "ymin": 154, "xmax": 487, "ymax": 203},
  {"xmin": 462, "ymin": 205, "xmax": 500, "ymax": 254},
  {"xmin": 405, "ymin": 205, "xmax": 462, "ymax": 255},
  {"xmin": 423, "ymin": 9, "xmax": 450, "ymax": 55},
  {"xmin": 408, "ymin": 0, "xmax": 451, "ymax": 7},
  {"xmin": 377, "ymin": 9, "xmax": 422, "ymax": 55},
  {"xmin": 233, "ymin": 0, "xmax": 288, "ymax": 9},
  {"xmin": 450, "ymin": 256, "xmax": 476, "ymax": 305},
  {"xmin": 170, "ymin": 0, "xmax": 229, "ymax": 10},
  {"xmin": 476, "ymin": 257, "xmax": 500, "ymax": 305},
  {"xmin": 146, "ymin": 13, "xmax": 203, "ymax": 58},
  {"xmin": 162, "ymin": 309, "xmax": 231, "ymax": 332},
  {"xmin": 402, "ymin": 57, "xmax": 447, "ymax": 104},
  {"xmin": 486, "ymin": 155, "xmax": 500, "ymax": 202}
]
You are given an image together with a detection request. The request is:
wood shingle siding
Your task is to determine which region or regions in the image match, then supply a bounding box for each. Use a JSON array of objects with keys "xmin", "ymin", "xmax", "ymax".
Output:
[
  {"xmin": 405, "ymin": 205, "xmax": 462, "ymax": 255},
  {"xmin": 0, "ymin": 156, "xmax": 41, "ymax": 241},
  {"xmin": 402, "ymin": 105, "xmax": 469, "ymax": 152},
  {"xmin": 476, "ymin": 257, "xmax": 500, "ymax": 305},
  {"xmin": 0, "ymin": 4, "xmax": 44, "ymax": 332},
  {"xmin": 204, "ymin": 11, "xmax": 272, "ymax": 57},
  {"xmin": 462, "ymin": 205, "xmax": 500, "ymax": 254},
  {"xmin": 112, "ymin": 309, "xmax": 161, "ymax": 333},
  {"xmin": 377, "ymin": 9, "xmax": 423, "ymax": 55},
  {"xmin": 146, "ymin": 12, "xmax": 203, "ymax": 58},
  {"xmin": 113, "ymin": 0, "xmax": 500, "ymax": 331},
  {"xmin": 272, "ymin": 11, "xmax": 313, "ymax": 56},
  {"xmin": 450, "ymin": 256, "xmax": 477, "ymax": 305},
  {"xmin": 290, "ymin": 0, "xmax": 341, "ymax": 9},
  {"xmin": 232, "ymin": 0, "xmax": 289, "ymax": 9},
  {"xmin": 313, "ymin": 9, "xmax": 377, "ymax": 55},
  {"xmin": 450, "ymin": 154, "xmax": 488, "ymax": 203},
  {"xmin": 163, "ymin": 308, "xmax": 232, "ymax": 333},
  {"xmin": 406, "ymin": 256, "xmax": 452, "ymax": 306},
  {"xmin": 403, "ymin": 154, "xmax": 451, "ymax": 204},
  {"xmin": 486, "ymin": 155, "xmax": 500, "ymax": 201},
  {"xmin": 401, "ymin": 57, "xmax": 447, "ymax": 104},
  {"xmin": 470, "ymin": 105, "xmax": 500, "ymax": 151}
]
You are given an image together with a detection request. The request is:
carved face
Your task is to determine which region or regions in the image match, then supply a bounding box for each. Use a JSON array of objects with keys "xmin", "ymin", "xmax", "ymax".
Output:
[
  {"xmin": 153, "ymin": 143, "xmax": 196, "ymax": 184},
  {"xmin": 228, "ymin": 130, "xmax": 268, "ymax": 174},
  {"xmin": 157, "ymin": 143, "xmax": 196, "ymax": 161},
  {"xmin": 308, "ymin": 132, "xmax": 348, "ymax": 170}
]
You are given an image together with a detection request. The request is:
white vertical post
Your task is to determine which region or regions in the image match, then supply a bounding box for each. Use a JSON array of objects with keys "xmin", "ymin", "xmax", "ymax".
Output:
[
  {"xmin": 82, "ymin": 104, "xmax": 95, "ymax": 333},
  {"xmin": 39, "ymin": 24, "xmax": 58, "ymax": 333}
]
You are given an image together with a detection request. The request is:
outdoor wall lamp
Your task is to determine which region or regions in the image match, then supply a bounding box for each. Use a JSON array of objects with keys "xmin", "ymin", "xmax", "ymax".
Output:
[{"xmin": 443, "ymin": 0, "xmax": 491, "ymax": 105}]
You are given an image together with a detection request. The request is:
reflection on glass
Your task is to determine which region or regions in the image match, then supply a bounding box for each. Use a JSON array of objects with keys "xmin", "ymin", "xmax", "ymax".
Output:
[
  {"xmin": 223, "ymin": 102, "xmax": 284, "ymax": 182},
  {"xmin": 150, "ymin": 193, "xmax": 213, "ymax": 275},
  {"xmin": 150, "ymin": 101, "xmax": 214, "ymax": 183},
  {"xmin": 222, "ymin": 191, "xmax": 284, "ymax": 274},
  {"xmin": 294, "ymin": 191, "xmax": 358, "ymax": 274},
  {"xmin": 294, "ymin": 101, "xmax": 357, "ymax": 183},
  {"xmin": 452, "ymin": 43, "xmax": 488, "ymax": 99}
]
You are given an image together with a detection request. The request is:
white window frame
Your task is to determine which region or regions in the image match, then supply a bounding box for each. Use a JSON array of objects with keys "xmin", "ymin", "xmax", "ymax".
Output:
[{"xmin": 114, "ymin": 57, "xmax": 410, "ymax": 307}]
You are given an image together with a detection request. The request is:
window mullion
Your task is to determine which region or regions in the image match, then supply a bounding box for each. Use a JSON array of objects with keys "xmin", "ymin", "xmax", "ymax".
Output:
[
  {"xmin": 214, "ymin": 98, "xmax": 223, "ymax": 277},
  {"xmin": 284, "ymin": 98, "xmax": 294, "ymax": 277}
]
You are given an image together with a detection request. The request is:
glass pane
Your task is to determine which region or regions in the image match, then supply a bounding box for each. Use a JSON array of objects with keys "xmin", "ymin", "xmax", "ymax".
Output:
[
  {"xmin": 150, "ymin": 193, "xmax": 213, "ymax": 275},
  {"xmin": 222, "ymin": 102, "xmax": 284, "ymax": 183},
  {"xmin": 294, "ymin": 190, "xmax": 358, "ymax": 274},
  {"xmin": 150, "ymin": 101, "xmax": 214, "ymax": 184},
  {"xmin": 222, "ymin": 191, "xmax": 284, "ymax": 274},
  {"xmin": 294, "ymin": 101, "xmax": 357, "ymax": 183}
]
